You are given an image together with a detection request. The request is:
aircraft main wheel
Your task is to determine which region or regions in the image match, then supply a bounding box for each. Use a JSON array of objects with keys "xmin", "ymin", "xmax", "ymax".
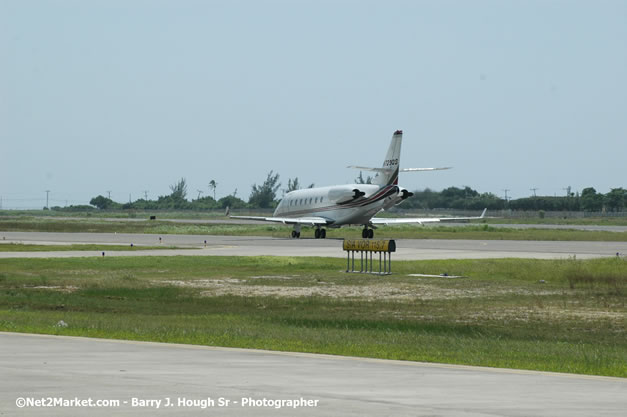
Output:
[
  {"xmin": 362, "ymin": 229, "xmax": 368, "ymax": 239},
  {"xmin": 315, "ymin": 229, "xmax": 321, "ymax": 239},
  {"xmin": 368, "ymin": 229, "xmax": 374, "ymax": 239},
  {"xmin": 320, "ymin": 229, "xmax": 326, "ymax": 238},
  {"xmin": 291, "ymin": 231, "xmax": 297, "ymax": 238},
  {"xmin": 297, "ymin": 232, "xmax": 301, "ymax": 238}
]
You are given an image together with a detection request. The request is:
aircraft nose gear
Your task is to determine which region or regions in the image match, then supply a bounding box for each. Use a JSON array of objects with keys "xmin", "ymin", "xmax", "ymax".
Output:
[{"xmin": 362, "ymin": 228, "xmax": 374, "ymax": 239}]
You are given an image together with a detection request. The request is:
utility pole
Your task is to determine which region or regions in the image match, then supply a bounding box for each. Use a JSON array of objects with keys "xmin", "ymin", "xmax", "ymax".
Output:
[
  {"xmin": 143, "ymin": 190, "xmax": 149, "ymax": 200},
  {"xmin": 107, "ymin": 190, "xmax": 112, "ymax": 200},
  {"xmin": 563, "ymin": 186, "xmax": 572, "ymax": 197},
  {"xmin": 502, "ymin": 189, "xmax": 510, "ymax": 202},
  {"xmin": 45, "ymin": 190, "xmax": 50, "ymax": 209},
  {"xmin": 197, "ymin": 189, "xmax": 204, "ymax": 200},
  {"xmin": 530, "ymin": 188, "xmax": 538, "ymax": 197}
]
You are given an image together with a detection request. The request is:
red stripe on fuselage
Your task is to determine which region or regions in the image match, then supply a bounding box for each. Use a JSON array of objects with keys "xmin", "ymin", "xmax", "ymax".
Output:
[{"xmin": 278, "ymin": 185, "xmax": 397, "ymax": 218}]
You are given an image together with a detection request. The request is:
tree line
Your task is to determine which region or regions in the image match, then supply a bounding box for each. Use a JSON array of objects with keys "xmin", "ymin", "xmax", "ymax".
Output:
[
  {"xmin": 77, "ymin": 173, "xmax": 627, "ymax": 212},
  {"xmin": 402, "ymin": 186, "xmax": 626, "ymax": 212},
  {"xmin": 88, "ymin": 173, "xmax": 289, "ymax": 211}
]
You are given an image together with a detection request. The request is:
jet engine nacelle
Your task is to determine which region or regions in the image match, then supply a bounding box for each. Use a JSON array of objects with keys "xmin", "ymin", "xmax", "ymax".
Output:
[
  {"xmin": 382, "ymin": 187, "xmax": 414, "ymax": 210},
  {"xmin": 328, "ymin": 187, "xmax": 368, "ymax": 204},
  {"xmin": 399, "ymin": 188, "xmax": 414, "ymax": 200}
]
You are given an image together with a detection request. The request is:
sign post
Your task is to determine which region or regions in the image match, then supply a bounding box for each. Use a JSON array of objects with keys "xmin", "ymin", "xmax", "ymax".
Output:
[{"xmin": 342, "ymin": 239, "xmax": 396, "ymax": 275}]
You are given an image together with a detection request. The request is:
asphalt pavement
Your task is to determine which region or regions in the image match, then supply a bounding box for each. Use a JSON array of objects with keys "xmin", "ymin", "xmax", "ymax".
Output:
[{"xmin": 1, "ymin": 231, "xmax": 626, "ymax": 260}]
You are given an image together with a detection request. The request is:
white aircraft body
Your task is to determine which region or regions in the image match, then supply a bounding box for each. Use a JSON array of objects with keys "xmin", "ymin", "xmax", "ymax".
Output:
[{"xmin": 232, "ymin": 130, "xmax": 486, "ymax": 238}]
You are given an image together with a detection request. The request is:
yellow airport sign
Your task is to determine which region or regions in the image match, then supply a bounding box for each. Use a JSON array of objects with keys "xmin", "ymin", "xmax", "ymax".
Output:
[{"xmin": 342, "ymin": 239, "xmax": 396, "ymax": 252}]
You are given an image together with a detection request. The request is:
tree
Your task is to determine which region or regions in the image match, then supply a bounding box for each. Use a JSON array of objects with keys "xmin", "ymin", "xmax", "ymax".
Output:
[
  {"xmin": 208, "ymin": 180, "xmax": 217, "ymax": 200},
  {"xmin": 581, "ymin": 187, "xmax": 603, "ymax": 212},
  {"xmin": 355, "ymin": 171, "xmax": 372, "ymax": 184},
  {"xmin": 169, "ymin": 178, "xmax": 188, "ymax": 201},
  {"xmin": 249, "ymin": 171, "xmax": 281, "ymax": 208},
  {"xmin": 285, "ymin": 178, "xmax": 314, "ymax": 195},
  {"xmin": 217, "ymin": 195, "xmax": 247, "ymax": 209},
  {"xmin": 286, "ymin": 177, "xmax": 300, "ymax": 193},
  {"xmin": 89, "ymin": 195, "xmax": 118, "ymax": 210},
  {"xmin": 605, "ymin": 188, "xmax": 626, "ymax": 212}
]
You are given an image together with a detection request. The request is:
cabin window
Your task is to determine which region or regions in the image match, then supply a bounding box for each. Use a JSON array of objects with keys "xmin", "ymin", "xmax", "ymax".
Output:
[{"xmin": 315, "ymin": 197, "xmax": 318, "ymax": 204}]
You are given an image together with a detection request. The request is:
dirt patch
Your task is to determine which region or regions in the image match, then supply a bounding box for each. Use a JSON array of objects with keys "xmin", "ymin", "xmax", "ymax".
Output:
[
  {"xmin": 152, "ymin": 278, "xmax": 560, "ymax": 301},
  {"xmin": 160, "ymin": 279, "xmax": 245, "ymax": 287},
  {"xmin": 24, "ymin": 285, "xmax": 78, "ymax": 293},
  {"xmin": 455, "ymin": 307, "xmax": 626, "ymax": 325}
]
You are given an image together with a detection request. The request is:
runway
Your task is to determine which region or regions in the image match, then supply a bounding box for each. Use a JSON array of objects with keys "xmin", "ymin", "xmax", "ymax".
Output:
[
  {"xmin": 1, "ymin": 231, "xmax": 626, "ymax": 260},
  {"xmin": 1, "ymin": 332, "xmax": 624, "ymax": 417}
]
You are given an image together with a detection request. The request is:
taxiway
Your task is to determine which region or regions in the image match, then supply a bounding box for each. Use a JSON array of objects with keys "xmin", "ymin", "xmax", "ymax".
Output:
[{"xmin": 0, "ymin": 231, "xmax": 625, "ymax": 260}]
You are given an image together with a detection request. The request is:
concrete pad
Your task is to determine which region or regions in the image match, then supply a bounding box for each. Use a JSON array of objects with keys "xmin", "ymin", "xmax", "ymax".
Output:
[{"xmin": 1, "ymin": 332, "xmax": 625, "ymax": 417}]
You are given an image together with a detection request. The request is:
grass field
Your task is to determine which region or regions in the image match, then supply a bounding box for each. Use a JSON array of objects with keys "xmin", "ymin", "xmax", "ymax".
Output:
[
  {"xmin": 1, "ymin": 217, "xmax": 626, "ymax": 241},
  {"xmin": 3, "ymin": 209, "xmax": 627, "ymax": 225},
  {"xmin": 0, "ymin": 255, "xmax": 625, "ymax": 376},
  {"xmin": 483, "ymin": 217, "xmax": 627, "ymax": 226}
]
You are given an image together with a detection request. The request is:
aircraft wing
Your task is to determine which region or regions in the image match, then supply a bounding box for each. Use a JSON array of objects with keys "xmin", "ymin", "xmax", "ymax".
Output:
[
  {"xmin": 371, "ymin": 208, "xmax": 487, "ymax": 226},
  {"xmin": 346, "ymin": 165, "xmax": 392, "ymax": 173},
  {"xmin": 230, "ymin": 215, "xmax": 331, "ymax": 226},
  {"xmin": 348, "ymin": 166, "xmax": 452, "ymax": 172},
  {"xmin": 400, "ymin": 167, "xmax": 452, "ymax": 172}
]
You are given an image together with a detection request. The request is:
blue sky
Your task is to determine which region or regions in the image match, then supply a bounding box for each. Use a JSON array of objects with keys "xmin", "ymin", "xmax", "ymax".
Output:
[{"xmin": 1, "ymin": 0, "xmax": 626, "ymax": 208}]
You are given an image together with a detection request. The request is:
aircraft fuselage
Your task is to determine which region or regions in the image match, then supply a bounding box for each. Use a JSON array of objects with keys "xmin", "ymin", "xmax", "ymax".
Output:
[{"xmin": 274, "ymin": 183, "xmax": 400, "ymax": 227}]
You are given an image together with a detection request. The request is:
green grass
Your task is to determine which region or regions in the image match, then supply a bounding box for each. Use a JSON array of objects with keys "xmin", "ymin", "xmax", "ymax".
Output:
[
  {"xmin": 0, "ymin": 243, "xmax": 183, "ymax": 252},
  {"xmin": 0, "ymin": 209, "xmax": 237, "ymax": 219},
  {"xmin": 0, "ymin": 256, "xmax": 625, "ymax": 376},
  {"xmin": 483, "ymin": 217, "xmax": 627, "ymax": 226},
  {"xmin": 1, "ymin": 217, "xmax": 626, "ymax": 241},
  {"xmin": 3, "ymin": 209, "xmax": 626, "ymax": 225}
]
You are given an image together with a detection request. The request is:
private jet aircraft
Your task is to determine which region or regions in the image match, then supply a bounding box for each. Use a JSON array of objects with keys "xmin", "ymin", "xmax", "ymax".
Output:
[{"xmin": 232, "ymin": 130, "xmax": 486, "ymax": 238}]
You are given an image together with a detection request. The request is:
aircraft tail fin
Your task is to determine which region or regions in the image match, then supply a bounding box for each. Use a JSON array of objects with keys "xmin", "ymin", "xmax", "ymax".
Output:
[
  {"xmin": 372, "ymin": 130, "xmax": 402, "ymax": 186},
  {"xmin": 347, "ymin": 130, "xmax": 402, "ymax": 185}
]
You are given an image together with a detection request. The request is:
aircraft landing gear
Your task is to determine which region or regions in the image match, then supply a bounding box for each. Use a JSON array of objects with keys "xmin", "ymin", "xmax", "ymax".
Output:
[
  {"xmin": 362, "ymin": 227, "xmax": 374, "ymax": 239},
  {"xmin": 291, "ymin": 230, "xmax": 301, "ymax": 238},
  {"xmin": 314, "ymin": 228, "xmax": 327, "ymax": 239}
]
